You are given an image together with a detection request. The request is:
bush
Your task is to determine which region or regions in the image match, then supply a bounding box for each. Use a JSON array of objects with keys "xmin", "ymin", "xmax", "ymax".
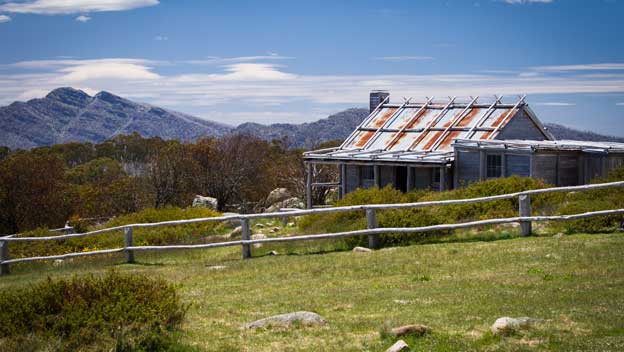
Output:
[
  {"xmin": 0, "ymin": 271, "xmax": 190, "ymax": 351},
  {"xmin": 299, "ymin": 176, "xmax": 560, "ymax": 248},
  {"xmin": 556, "ymin": 167, "xmax": 624, "ymax": 233},
  {"xmin": 12, "ymin": 207, "xmax": 223, "ymax": 259}
]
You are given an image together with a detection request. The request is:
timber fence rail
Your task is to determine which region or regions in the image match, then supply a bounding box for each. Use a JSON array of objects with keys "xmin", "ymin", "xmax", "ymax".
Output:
[{"xmin": 2, "ymin": 180, "xmax": 624, "ymax": 275}]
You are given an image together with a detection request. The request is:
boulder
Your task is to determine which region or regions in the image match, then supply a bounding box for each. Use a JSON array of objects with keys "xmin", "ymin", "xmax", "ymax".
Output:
[
  {"xmin": 243, "ymin": 311, "xmax": 326, "ymax": 329},
  {"xmin": 491, "ymin": 317, "xmax": 538, "ymax": 335},
  {"xmin": 266, "ymin": 188, "xmax": 292, "ymax": 206},
  {"xmin": 390, "ymin": 324, "xmax": 431, "ymax": 337},
  {"xmin": 353, "ymin": 246, "xmax": 372, "ymax": 253},
  {"xmin": 386, "ymin": 340, "xmax": 409, "ymax": 352},
  {"xmin": 265, "ymin": 197, "xmax": 305, "ymax": 213},
  {"xmin": 192, "ymin": 195, "xmax": 218, "ymax": 210}
]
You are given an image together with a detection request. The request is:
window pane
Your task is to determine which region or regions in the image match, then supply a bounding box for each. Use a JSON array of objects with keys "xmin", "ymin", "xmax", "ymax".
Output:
[{"xmin": 486, "ymin": 154, "xmax": 502, "ymax": 178}]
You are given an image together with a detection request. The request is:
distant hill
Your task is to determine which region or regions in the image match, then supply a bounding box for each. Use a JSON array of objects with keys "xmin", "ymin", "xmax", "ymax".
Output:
[
  {"xmin": 544, "ymin": 123, "xmax": 624, "ymax": 143},
  {"xmin": 232, "ymin": 108, "xmax": 368, "ymax": 148},
  {"xmin": 0, "ymin": 87, "xmax": 231, "ymax": 150},
  {"xmin": 2, "ymin": 87, "xmax": 623, "ymax": 150}
]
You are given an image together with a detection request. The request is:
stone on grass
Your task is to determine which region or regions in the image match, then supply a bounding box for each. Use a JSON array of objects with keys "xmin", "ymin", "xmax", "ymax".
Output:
[
  {"xmin": 192, "ymin": 195, "xmax": 218, "ymax": 210},
  {"xmin": 243, "ymin": 311, "xmax": 326, "ymax": 329},
  {"xmin": 53, "ymin": 259, "xmax": 64, "ymax": 267},
  {"xmin": 270, "ymin": 226, "xmax": 280, "ymax": 233},
  {"xmin": 265, "ymin": 197, "xmax": 304, "ymax": 213},
  {"xmin": 287, "ymin": 222, "xmax": 295, "ymax": 227},
  {"xmin": 353, "ymin": 246, "xmax": 372, "ymax": 253},
  {"xmin": 251, "ymin": 233, "xmax": 267, "ymax": 248},
  {"xmin": 393, "ymin": 299, "xmax": 410, "ymax": 305},
  {"xmin": 255, "ymin": 223, "xmax": 265, "ymax": 228},
  {"xmin": 207, "ymin": 265, "xmax": 227, "ymax": 270},
  {"xmin": 386, "ymin": 339, "xmax": 409, "ymax": 352},
  {"xmin": 553, "ymin": 233, "xmax": 564, "ymax": 239},
  {"xmin": 491, "ymin": 317, "xmax": 538, "ymax": 335},
  {"xmin": 391, "ymin": 324, "xmax": 431, "ymax": 337},
  {"xmin": 229, "ymin": 226, "xmax": 242, "ymax": 238},
  {"xmin": 268, "ymin": 250, "xmax": 279, "ymax": 256}
]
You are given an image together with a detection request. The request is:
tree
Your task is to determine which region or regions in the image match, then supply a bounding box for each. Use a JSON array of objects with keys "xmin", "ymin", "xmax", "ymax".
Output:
[
  {"xmin": 0, "ymin": 153, "xmax": 75, "ymax": 233},
  {"xmin": 147, "ymin": 142, "xmax": 198, "ymax": 208}
]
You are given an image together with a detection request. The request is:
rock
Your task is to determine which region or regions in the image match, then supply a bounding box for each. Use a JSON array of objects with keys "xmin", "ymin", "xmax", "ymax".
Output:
[
  {"xmin": 229, "ymin": 226, "xmax": 242, "ymax": 238},
  {"xmin": 553, "ymin": 233, "xmax": 564, "ymax": 239},
  {"xmin": 222, "ymin": 212, "xmax": 241, "ymax": 227},
  {"xmin": 243, "ymin": 311, "xmax": 326, "ymax": 329},
  {"xmin": 270, "ymin": 226, "xmax": 280, "ymax": 233},
  {"xmin": 268, "ymin": 250, "xmax": 279, "ymax": 256},
  {"xmin": 53, "ymin": 259, "xmax": 64, "ymax": 267},
  {"xmin": 266, "ymin": 188, "xmax": 292, "ymax": 206},
  {"xmin": 251, "ymin": 233, "xmax": 267, "ymax": 248},
  {"xmin": 255, "ymin": 223, "xmax": 265, "ymax": 228},
  {"xmin": 192, "ymin": 195, "xmax": 218, "ymax": 210},
  {"xmin": 390, "ymin": 324, "xmax": 431, "ymax": 337},
  {"xmin": 386, "ymin": 339, "xmax": 409, "ymax": 352},
  {"xmin": 287, "ymin": 222, "xmax": 295, "ymax": 227},
  {"xmin": 393, "ymin": 299, "xmax": 410, "ymax": 305},
  {"xmin": 207, "ymin": 265, "xmax": 227, "ymax": 270},
  {"xmin": 265, "ymin": 197, "xmax": 305, "ymax": 213},
  {"xmin": 353, "ymin": 246, "xmax": 372, "ymax": 253},
  {"xmin": 491, "ymin": 317, "xmax": 538, "ymax": 335}
]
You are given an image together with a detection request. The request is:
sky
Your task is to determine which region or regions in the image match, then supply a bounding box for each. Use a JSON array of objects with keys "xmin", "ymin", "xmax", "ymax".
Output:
[{"xmin": 0, "ymin": 0, "xmax": 624, "ymax": 135}]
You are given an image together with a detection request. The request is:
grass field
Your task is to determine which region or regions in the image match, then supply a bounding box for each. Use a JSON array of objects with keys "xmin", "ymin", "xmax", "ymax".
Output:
[{"xmin": 1, "ymin": 231, "xmax": 624, "ymax": 351}]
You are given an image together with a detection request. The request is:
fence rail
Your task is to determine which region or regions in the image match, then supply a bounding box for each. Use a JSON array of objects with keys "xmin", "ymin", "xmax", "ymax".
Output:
[{"xmin": 2, "ymin": 181, "xmax": 624, "ymax": 275}]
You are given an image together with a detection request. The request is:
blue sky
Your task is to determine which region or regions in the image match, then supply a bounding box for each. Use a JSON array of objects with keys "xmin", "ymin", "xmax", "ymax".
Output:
[{"xmin": 1, "ymin": 0, "xmax": 624, "ymax": 135}]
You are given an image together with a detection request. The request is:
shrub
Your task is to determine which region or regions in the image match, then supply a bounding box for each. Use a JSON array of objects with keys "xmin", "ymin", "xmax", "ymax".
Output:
[
  {"xmin": 0, "ymin": 271, "xmax": 189, "ymax": 351},
  {"xmin": 11, "ymin": 207, "xmax": 223, "ymax": 259},
  {"xmin": 299, "ymin": 176, "xmax": 560, "ymax": 248},
  {"xmin": 555, "ymin": 166, "xmax": 624, "ymax": 233}
]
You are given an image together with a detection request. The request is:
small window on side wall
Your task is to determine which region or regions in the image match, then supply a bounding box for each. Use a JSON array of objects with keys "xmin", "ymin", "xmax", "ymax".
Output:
[{"xmin": 486, "ymin": 154, "xmax": 503, "ymax": 178}]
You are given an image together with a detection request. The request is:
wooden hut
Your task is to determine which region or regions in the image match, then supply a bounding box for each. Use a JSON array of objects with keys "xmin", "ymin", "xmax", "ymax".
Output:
[{"xmin": 303, "ymin": 92, "xmax": 624, "ymax": 208}]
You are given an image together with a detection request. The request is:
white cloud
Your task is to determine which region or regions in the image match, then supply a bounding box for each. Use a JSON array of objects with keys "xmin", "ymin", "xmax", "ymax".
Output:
[
  {"xmin": 75, "ymin": 15, "xmax": 91, "ymax": 22},
  {"xmin": 534, "ymin": 102, "xmax": 576, "ymax": 106},
  {"xmin": 0, "ymin": 0, "xmax": 158, "ymax": 15},
  {"xmin": 154, "ymin": 35, "xmax": 168, "ymax": 41},
  {"xmin": 0, "ymin": 14, "xmax": 11, "ymax": 23},
  {"xmin": 503, "ymin": 0, "xmax": 553, "ymax": 4},
  {"xmin": 532, "ymin": 63, "xmax": 624, "ymax": 72},
  {"xmin": 182, "ymin": 54, "xmax": 293, "ymax": 65},
  {"xmin": 617, "ymin": 103, "xmax": 624, "ymax": 106},
  {"xmin": 4, "ymin": 58, "xmax": 624, "ymax": 124},
  {"xmin": 373, "ymin": 56, "xmax": 434, "ymax": 62}
]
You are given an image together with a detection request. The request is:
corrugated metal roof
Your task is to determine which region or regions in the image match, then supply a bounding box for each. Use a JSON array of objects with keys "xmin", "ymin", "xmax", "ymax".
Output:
[{"xmin": 305, "ymin": 95, "xmax": 554, "ymax": 164}]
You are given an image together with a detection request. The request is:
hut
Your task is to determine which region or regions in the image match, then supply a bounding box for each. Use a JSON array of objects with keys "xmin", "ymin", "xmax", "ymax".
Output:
[{"xmin": 303, "ymin": 91, "xmax": 624, "ymax": 208}]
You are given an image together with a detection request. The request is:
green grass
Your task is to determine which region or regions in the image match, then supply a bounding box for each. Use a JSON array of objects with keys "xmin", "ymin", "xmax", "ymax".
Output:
[{"xmin": 2, "ymin": 231, "xmax": 624, "ymax": 351}]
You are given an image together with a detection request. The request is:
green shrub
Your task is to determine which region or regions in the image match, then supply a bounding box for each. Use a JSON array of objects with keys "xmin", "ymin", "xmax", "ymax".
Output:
[
  {"xmin": 555, "ymin": 167, "xmax": 624, "ymax": 233},
  {"xmin": 12, "ymin": 207, "xmax": 223, "ymax": 259},
  {"xmin": 299, "ymin": 176, "xmax": 560, "ymax": 248},
  {"xmin": 0, "ymin": 271, "xmax": 190, "ymax": 351}
]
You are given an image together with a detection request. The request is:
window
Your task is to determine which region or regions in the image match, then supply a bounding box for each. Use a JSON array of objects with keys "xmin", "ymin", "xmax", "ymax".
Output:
[
  {"xmin": 360, "ymin": 166, "xmax": 375, "ymax": 188},
  {"xmin": 486, "ymin": 154, "xmax": 503, "ymax": 178}
]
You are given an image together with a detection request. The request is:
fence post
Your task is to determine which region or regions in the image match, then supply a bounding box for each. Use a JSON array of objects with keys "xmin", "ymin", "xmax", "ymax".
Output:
[
  {"xmin": 124, "ymin": 227, "xmax": 135, "ymax": 263},
  {"xmin": 241, "ymin": 218, "xmax": 252, "ymax": 259},
  {"xmin": 519, "ymin": 194, "xmax": 532, "ymax": 236},
  {"xmin": 0, "ymin": 239, "xmax": 9, "ymax": 276},
  {"xmin": 367, "ymin": 208, "xmax": 379, "ymax": 249}
]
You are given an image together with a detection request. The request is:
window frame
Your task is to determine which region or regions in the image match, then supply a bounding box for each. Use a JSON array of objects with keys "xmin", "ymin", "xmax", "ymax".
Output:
[{"xmin": 486, "ymin": 154, "xmax": 503, "ymax": 178}]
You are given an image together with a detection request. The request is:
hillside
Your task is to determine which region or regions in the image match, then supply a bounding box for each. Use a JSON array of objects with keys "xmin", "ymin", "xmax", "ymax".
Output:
[
  {"xmin": 2, "ymin": 87, "xmax": 624, "ymax": 150},
  {"xmin": 0, "ymin": 87, "xmax": 231, "ymax": 150},
  {"xmin": 2, "ymin": 231, "xmax": 623, "ymax": 351}
]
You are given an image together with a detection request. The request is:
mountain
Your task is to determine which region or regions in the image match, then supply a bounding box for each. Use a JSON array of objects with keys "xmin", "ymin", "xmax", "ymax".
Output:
[
  {"xmin": 232, "ymin": 108, "xmax": 369, "ymax": 148},
  {"xmin": 2, "ymin": 87, "xmax": 623, "ymax": 150},
  {"xmin": 544, "ymin": 123, "xmax": 624, "ymax": 143},
  {"xmin": 0, "ymin": 87, "xmax": 231, "ymax": 150}
]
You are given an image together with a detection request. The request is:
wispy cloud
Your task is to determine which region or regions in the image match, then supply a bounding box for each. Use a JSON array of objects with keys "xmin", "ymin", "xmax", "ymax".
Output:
[
  {"xmin": 75, "ymin": 15, "xmax": 91, "ymax": 22},
  {"xmin": 0, "ymin": 14, "xmax": 11, "ymax": 23},
  {"xmin": 182, "ymin": 54, "xmax": 293, "ymax": 65},
  {"xmin": 532, "ymin": 63, "xmax": 624, "ymax": 72},
  {"xmin": 502, "ymin": 0, "xmax": 553, "ymax": 4},
  {"xmin": 617, "ymin": 103, "xmax": 624, "ymax": 106},
  {"xmin": 373, "ymin": 56, "xmax": 434, "ymax": 62},
  {"xmin": 0, "ymin": 0, "xmax": 159, "ymax": 15},
  {"xmin": 3, "ymin": 58, "xmax": 624, "ymax": 124},
  {"xmin": 534, "ymin": 102, "xmax": 576, "ymax": 106},
  {"xmin": 154, "ymin": 35, "xmax": 168, "ymax": 41}
]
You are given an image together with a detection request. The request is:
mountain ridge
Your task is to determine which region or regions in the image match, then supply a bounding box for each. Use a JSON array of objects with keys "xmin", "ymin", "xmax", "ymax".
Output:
[{"xmin": 1, "ymin": 87, "xmax": 623, "ymax": 150}]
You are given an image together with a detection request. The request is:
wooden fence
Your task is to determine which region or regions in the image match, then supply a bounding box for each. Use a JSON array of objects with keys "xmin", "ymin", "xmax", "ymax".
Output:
[{"xmin": 2, "ymin": 180, "xmax": 624, "ymax": 276}]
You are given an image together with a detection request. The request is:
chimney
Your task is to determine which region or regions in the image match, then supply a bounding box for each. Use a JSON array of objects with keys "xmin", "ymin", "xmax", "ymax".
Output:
[{"xmin": 369, "ymin": 90, "xmax": 390, "ymax": 113}]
